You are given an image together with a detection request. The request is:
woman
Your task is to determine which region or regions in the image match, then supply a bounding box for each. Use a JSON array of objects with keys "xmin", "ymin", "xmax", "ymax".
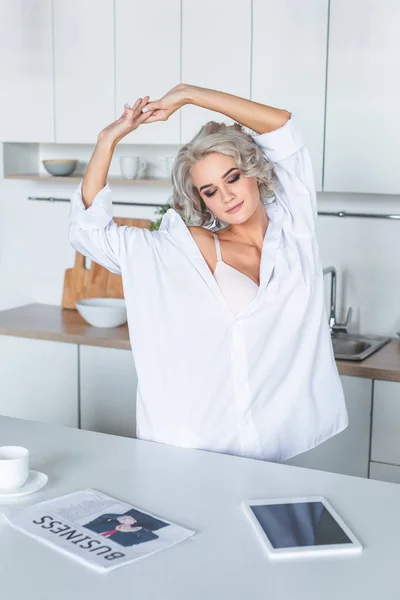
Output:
[{"xmin": 68, "ymin": 83, "xmax": 348, "ymax": 462}]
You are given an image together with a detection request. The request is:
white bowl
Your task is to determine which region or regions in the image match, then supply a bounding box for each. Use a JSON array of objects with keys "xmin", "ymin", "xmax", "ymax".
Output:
[
  {"xmin": 75, "ymin": 298, "xmax": 127, "ymax": 328},
  {"xmin": 42, "ymin": 159, "xmax": 78, "ymax": 176}
]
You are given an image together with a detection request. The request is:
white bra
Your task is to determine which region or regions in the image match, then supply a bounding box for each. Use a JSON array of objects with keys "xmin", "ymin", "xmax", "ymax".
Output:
[{"xmin": 213, "ymin": 233, "xmax": 259, "ymax": 314}]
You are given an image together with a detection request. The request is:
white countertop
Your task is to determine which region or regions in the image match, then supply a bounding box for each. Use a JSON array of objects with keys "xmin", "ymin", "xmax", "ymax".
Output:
[{"xmin": 0, "ymin": 416, "xmax": 399, "ymax": 600}]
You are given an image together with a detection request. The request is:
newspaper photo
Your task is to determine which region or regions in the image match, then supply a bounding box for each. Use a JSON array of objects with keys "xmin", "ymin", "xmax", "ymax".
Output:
[{"xmin": 3, "ymin": 489, "xmax": 195, "ymax": 572}]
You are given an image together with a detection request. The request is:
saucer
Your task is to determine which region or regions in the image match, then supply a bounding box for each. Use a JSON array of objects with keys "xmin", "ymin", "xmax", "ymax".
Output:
[{"xmin": 0, "ymin": 470, "xmax": 48, "ymax": 498}]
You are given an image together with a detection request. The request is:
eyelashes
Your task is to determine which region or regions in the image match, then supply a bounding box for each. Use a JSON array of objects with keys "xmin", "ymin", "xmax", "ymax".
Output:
[{"xmin": 204, "ymin": 173, "xmax": 241, "ymax": 198}]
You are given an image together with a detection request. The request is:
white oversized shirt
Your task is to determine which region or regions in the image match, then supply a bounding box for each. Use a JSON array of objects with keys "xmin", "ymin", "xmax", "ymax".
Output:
[{"xmin": 68, "ymin": 113, "xmax": 348, "ymax": 463}]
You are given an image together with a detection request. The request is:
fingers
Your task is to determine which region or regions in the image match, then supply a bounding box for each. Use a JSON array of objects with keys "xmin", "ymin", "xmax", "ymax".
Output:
[
  {"xmin": 120, "ymin": 95, "xmax": 164, "ymax": 126},
  {"xmin": 123, "ymin": 96, "xmax": 148, "ymax": 116},
  {"xmin": 141, "ymin": 100, "xmax": 159, "ymax": 114},
  {"xmin": 123, "ymin": 97, "xmax": 141, "ymax": 113},
  {"xmin": 132, "ymin": 97, "xmax": 144, "ymax": 109},
  {"xmin": 134, "ymin": 96, "xmax": 150, "ymax": 115},
  {"xmin": 137, "ymin": 107, "xmax": 158, "ymax": 125},
  {"xmin": 141, "ymin": 112, "xmax": 164, "ymax": 124},
  {"xmin": 141, "ymin": 115, "xmax": 158, "ymax": 124}
]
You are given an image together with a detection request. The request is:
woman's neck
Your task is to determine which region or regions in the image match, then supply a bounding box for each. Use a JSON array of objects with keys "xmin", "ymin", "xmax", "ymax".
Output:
[{"xmin": 221, "ymin": 202, "xmax": 269, "ymax": 251}]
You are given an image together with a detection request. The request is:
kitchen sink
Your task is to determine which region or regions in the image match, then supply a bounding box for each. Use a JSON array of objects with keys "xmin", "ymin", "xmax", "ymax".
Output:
[{"xmin": 332, "ymin": 332, "xmax": 391, "ymax": 361}]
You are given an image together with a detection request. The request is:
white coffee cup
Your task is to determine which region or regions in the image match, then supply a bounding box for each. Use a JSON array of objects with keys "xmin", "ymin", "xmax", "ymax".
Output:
[
  {"xmin": 160, "ymin": 156, "xmax": 175, "ymax": 178},
  {"xmin": 0, "ymin": 446, "xmax": 29, "ymax": 492},
  {"xmin": 120, "ymin": 156, "xmax": 147, "ymax": 179}
]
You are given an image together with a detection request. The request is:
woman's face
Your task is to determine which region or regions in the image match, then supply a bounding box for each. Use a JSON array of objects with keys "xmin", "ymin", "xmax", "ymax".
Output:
[{"xmin": 190, "ymin": 153, "xmax": 261, "ymax": 225}]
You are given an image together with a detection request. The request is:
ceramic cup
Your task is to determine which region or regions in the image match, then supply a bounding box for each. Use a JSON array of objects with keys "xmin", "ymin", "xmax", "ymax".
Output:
[
  {"xmin": 160, "ymin": 156, "xmax": 175, "ymax": 178},
  {"xmin": 0, "ymin": 446, "xmax": 29, "ymax": 492},
  {"xmin": 120, "ymin": 156, "xmax": 147, "ymax": 179}
]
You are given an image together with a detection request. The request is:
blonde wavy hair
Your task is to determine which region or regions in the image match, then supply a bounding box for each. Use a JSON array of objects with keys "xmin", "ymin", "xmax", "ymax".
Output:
[{"xmin": 170, "ymin": 121, "xmax": 277, "ymax": 228}]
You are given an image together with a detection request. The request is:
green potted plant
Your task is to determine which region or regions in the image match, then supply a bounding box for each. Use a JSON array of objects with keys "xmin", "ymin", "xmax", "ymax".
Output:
[{"xmin": 150, "ymin": 203, "xmax": 172, "ymax": 231}]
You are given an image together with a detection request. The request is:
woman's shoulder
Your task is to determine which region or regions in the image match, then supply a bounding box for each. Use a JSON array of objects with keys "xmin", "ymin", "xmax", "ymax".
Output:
[
  {"xmin": 187, "ymin": 225, "xmax": 215, "ymax": 241},
  {"xmin": 187, "ymin": 226, "xmax": 218, "ymax": 269},
  {"xmin": 188, "ymin": 225, "xmax": 220, "ymax": 252}
]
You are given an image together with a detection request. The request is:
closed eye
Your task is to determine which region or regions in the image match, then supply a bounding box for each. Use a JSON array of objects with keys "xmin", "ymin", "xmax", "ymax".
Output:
[{"xmin": 204, "ymin": 173, "xmax": 241, "ymax": 198}]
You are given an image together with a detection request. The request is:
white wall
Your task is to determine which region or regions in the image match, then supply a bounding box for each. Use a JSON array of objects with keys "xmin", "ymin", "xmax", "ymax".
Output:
[{"xmin": 1, "ymin": 168, "xmax": 400, "ymax": 337}]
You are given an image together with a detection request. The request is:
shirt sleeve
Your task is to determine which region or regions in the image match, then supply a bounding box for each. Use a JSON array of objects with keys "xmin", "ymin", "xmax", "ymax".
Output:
[
  {"xmin": 68, "ymin": 180, "xmax": 139, "ymax": 275},
  {"xmin": 251, "ymin": 112, "xmax": 317, "ymax": 237}
]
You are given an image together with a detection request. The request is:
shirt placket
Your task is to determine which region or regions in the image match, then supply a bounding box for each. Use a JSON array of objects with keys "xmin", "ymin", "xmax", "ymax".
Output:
[{"xmin": 230, "ymin": 319, "xmax": 263, "ymax": 459}]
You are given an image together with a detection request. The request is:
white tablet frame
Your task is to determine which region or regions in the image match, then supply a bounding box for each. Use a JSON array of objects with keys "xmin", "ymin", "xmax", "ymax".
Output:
[{"xmin": 242, "ymin": 495, "xmax": 363, "ymax": 560}]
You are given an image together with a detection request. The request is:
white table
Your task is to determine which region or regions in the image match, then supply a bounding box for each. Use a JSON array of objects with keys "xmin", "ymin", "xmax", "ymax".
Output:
[{"xmin": 0, "ymin": 416, "xmax": 399, "ymax": 599}]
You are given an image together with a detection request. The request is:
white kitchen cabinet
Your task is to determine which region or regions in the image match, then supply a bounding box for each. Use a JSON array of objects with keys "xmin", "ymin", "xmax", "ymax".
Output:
[
  {"xmin": 371, "ymin": 380, "xmax": 400, "ymax": 465},
  {"xmin": 0, "ymin": 335, "xmax": 78, "ymax": 426},
  {"xmin": 369, "ymin": 462, "xmax": 400, "ymax": 485},
  {"xmin": 324, "ymin": 0, "xmax": 400, "ymax": 193},
  {"xmin": 79, "ymin": 345, "xmax": 137, "ymax": 438},
  {"xmin": 115, "ymin": 0, "xmax": 181, "ymax": 145},
  {"xmin": 252, "ymin": 0, "xmax": 328, "ymax": 191},
  {"xmin": 53, "ymin": 0, "xmax": 114, "ymax": 143},
  {"xmin": 286, "ymin": 376, "xmax": 372, "ymax": 477},
  {"xmin": 181, "ymin": 0, "xmax": 252, "ymax": 143},
  {"xmin": 0, "ymin": 0, "xmax": 54, "ymax": 142}
]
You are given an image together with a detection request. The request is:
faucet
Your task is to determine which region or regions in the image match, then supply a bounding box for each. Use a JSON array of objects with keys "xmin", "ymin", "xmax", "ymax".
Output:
[{"xmin": 323, "ymin": 266, "xmax": 352, "ymax": 334}]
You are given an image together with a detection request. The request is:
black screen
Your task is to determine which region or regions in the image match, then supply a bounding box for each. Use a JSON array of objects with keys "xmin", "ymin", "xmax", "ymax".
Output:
[{"xmin": 250, "ymin": 501, "xmax": 352, "ymax": 549}]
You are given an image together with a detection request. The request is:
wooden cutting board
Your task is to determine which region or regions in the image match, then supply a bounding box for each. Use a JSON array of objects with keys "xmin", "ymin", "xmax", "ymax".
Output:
[{"xmin": 62, "ymin": 217, "xmax": 152, "ymax": 310}]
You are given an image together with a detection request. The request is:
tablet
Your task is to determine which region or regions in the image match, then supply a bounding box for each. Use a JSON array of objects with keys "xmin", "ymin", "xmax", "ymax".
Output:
[{"xmin": 242, "ymin": 496, "xmax": 363, "ymax": 560}]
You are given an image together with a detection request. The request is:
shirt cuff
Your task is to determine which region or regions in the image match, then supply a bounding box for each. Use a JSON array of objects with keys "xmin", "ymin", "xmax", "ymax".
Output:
[
  {"xmin": 69, "ymin": 180, "xmax": 114, "ymax": 231},
  {"xmin": 251, "ymin": 112, "xmax": 306, "ymax": 163}
]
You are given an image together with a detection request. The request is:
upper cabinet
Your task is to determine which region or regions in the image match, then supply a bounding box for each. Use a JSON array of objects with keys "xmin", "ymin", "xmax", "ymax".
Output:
[
  {"xmin": 324, "ymin": 0, "xmax": 400, "ymax": 193},
  {"xmin": 2, "ymin": 0, "xmax": 400, "ymax": 194},
  {"xmin": 252, "ymin": 0, "xmax": 328, "ymax": 192},
  {"xmin": 0, "ymin": 0, "xmax": 54, "ymax": 142},
  {"xmin": 115, "ymin": 0, "xmax": 181, "ymax": 145},
  {"xmin": 53, "ymin": 0, "xmax": 114, "ymax": 144},
  {"xmin": 181, "ymin": 0, "xmax": 252, "ymax": 144}
]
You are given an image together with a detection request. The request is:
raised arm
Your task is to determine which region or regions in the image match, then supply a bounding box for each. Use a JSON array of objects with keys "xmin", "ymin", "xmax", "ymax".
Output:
[
  {"xmin": 82, "ymin": 96, "xmax": 154, "ymax": 208},
  {"xmin": 142, "ymin": 83, "xmax": 290, "ymax": 134},
  {"xmin": 186, "ymin": 85, "xmax": 290, "ymax": 134},
  {"xmin": 68, "ymin": 96, "xmax": 158, "ymax": 274}
]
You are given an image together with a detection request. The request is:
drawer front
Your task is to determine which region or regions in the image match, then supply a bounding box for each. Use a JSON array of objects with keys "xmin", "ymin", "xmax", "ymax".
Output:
[
  {"xmin": 371, "ymin": 381, "xmax": 400, "ymax": 464},
  {"xmin": 369, "ymin": 461, "xmax": 400, "ymax": 485}
]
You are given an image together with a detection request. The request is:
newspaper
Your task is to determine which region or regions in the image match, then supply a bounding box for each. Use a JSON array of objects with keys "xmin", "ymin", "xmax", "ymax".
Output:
[{"xmin": 3, "ymin": 489, "xmax": 195, "ymax": 573}]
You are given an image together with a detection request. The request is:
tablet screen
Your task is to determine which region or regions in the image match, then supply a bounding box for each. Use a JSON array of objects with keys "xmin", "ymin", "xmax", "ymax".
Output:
[{"xmin": 250, "ymin": 501, "xmax": 352, "ymax": 549}]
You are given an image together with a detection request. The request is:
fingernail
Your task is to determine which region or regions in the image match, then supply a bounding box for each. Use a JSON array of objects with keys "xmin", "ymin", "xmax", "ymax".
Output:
[
  {"xmin": 142, "ymin": 106, "xmax": 149, "ymax": 113},
  {"xmin": 124, "ymin": 103, "xmax": 131, "ymax": 109}
]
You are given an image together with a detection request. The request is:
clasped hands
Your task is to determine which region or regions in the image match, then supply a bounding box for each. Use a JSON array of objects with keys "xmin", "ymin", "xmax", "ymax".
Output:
[
  {"xmin": 138, "ymin": 82, "xmax": 192, "ymax": 124},
  {"xmin": 98, "ymin": 83, "xmax": 193, "ymax": 145}
]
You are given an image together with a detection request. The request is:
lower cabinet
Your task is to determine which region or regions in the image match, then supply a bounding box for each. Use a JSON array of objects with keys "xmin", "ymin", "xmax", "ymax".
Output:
[
  {"xmin": 371, "ymin": 380, "xmax": 400, "ymax": 465},
  {"xmin": 286, "ymin": 376, "xmax": 372, "ymax": 477},
  {"xmin": 369, "ymin": 461, "xmax": 400, "ymax": 484},
  {"xmin": 369, "ymin": 380, "xmax": 400, "ymax": 484},
  {"xmin": 0, "ymin": 334, "xmax": 78, "ymax": 427},
  {"xmin": 79, "ymin": 345, "xmax": 138, "ymax": 438},
  {"xmin": 0, "ymin": 336, "xmax": 137, "ymax": 437}
]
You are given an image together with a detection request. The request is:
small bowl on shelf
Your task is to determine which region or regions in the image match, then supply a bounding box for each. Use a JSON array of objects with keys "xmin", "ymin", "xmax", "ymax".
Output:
[
  {"xmin": 42, "ymin": 159, "xmax": 78, "ymax": 176},
  {"xmin": 75, "ymin": 298, "xmax": 127, "ymax": 328}
]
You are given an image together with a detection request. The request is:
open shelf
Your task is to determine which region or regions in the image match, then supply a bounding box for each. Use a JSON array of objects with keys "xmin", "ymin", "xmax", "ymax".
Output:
[
  {"xmin": 2, "ymin": 142, "xmax": 177, "ymax": 185},
  {"xmin": 4, "ymin": 174, "xmax": 171, "ymax": 185}
]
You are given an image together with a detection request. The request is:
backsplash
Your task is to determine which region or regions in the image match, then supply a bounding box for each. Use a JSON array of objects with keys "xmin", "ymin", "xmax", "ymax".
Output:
[{"xmin": 316, "ymin": 192, "xmax": 400, "ymax": 337}]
